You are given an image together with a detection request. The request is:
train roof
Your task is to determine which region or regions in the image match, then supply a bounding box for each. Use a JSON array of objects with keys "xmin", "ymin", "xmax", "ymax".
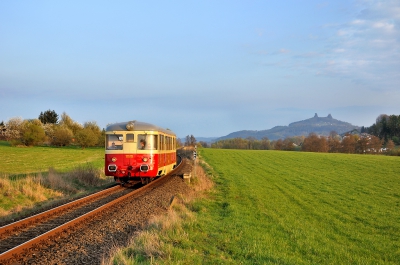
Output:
[{"xmin": 105, "ymin": 120, "xmax": 175, "ymax": 136}]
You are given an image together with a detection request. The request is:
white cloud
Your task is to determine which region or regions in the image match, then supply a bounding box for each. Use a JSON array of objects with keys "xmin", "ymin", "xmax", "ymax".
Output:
[
  {"xmin": 372, "ymin": 21, "xmax": 395, "ymax": 31},
  {"xmin": 351, "ymin": 19, "xmax": 366, "ymax": 25},
  {"xmin": 318, "ymin": 0, "xmax": 400, "ymax": 90}
]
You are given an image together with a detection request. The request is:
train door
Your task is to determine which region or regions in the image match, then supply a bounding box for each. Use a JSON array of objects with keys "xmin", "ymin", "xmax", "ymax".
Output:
[
  {"xmin": 124, "ymin": 133, "xmax": 136, "ymax": 167},
  {"xmin": 160, "ymin": 134, "xmax": 166, "ymax": 168}
]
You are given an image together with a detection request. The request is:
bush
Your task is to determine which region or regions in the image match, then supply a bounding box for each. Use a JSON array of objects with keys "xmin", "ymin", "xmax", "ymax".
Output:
[
  {"xmin": 68, "ymin": 164, "xmax": 104, "ymax": 187},
  {"xmin": 22, "ymin": 122, "xmax": 46, "ymax": 146},
  {"xmin": 51, "ymin": 126, "xmax": 73, "ymax": 146},
  {"xmin": 2, "ymin": 117, "xmax": 24, "ymax": 141},
  {"xmin": 75, "ymin": 128, "xmax": 97, "ymax": 148},
  {"xmin": 386, "ymin": 148, "xmax": 400, "ymax": 156}
]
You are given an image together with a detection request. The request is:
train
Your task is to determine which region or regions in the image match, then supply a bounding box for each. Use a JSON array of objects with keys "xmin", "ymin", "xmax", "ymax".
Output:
[{"xmin": 104, "ymin": 120, "xmax": 177, "ymax": 185}]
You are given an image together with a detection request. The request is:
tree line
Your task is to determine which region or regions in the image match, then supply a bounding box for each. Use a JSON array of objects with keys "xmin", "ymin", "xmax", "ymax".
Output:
[
  {"xmin": 210, "ymin": 114, "xmax": 399, "ymax": 155},
  {"xmin": 211, "ymin": 133, "xmax": 396, "ymax": 154},
  {"xmin": 362, "ymin": 114, "xmax": 400, "ymax": 145},
  {"xmin": 0, "ymin": 110, "xmax": 104, "ymax": 148}
]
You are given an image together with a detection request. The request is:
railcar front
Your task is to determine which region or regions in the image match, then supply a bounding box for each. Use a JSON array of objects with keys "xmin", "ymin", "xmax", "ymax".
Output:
[{"xmin": 104, "ymin": 120, "xmax": 176, "ymax": 185}]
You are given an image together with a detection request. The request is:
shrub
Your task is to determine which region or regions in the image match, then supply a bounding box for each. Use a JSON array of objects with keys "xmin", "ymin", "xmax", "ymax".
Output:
[
  {"xmin": 75, "ymin": 128, "xmax": 97, "ymax": 148},
  {"xmin": 45, "ymin": 168, "xmax": 77, "ymax": 193},
  {"xmin": 2, "ymin": 117, "xmax": 24, "ymax": 141},
  {"xmin": 386, "ymin": 148, "xmax": 400, "ymax": 156},
  {"xmin": 68, "ymin": 163, "xmax": 104, "ymax": 187},
  {"xmin": 51, "ymin": 126, "xmax": 73, "ymax": 146},
  {"xmin": 22, "ymin": 122, "xmax": 46, "ymax": 146}
]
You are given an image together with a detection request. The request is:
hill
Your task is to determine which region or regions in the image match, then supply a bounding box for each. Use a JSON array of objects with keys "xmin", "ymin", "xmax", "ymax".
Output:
[{"xmin": 216, "ymin": 113, "xmax": 360, "ymax": 141}]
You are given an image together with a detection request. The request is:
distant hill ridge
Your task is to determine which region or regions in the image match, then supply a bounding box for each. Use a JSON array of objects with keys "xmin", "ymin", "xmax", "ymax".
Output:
[{"xmin": 216, "ymin": 113, "xmax": 360, "ymax": 141}]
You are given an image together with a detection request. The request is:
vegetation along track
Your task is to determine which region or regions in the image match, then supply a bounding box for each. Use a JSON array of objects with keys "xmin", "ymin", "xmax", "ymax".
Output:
[{"xmin": 0, "ymin": 155, "xmax": 190, "ymax": 264}]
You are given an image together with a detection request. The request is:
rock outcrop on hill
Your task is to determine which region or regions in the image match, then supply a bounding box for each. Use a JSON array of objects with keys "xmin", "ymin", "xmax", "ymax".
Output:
[{"xmin": 216, "ymin": 114, "xmax": 360, "ymax": 141}]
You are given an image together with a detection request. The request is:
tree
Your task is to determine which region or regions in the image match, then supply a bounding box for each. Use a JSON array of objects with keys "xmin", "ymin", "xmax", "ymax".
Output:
[
  {"xmin": 302, "ymin": 133, "xmax": 328, "ymax": 152},
  {"xmin": 75, "ymin": 128, "xmax": 97, "ymax": 148},
  {"xmin": 22, "ymin": 121, "xmax": 46, "ymax": 146},
  {"xmin": 386, "ymin": 139, "xmax": 395, "ymax": 151},
  {"xmin": 369, "ymin": 135, "xmax": 383, "ymax": 153},
  {"xmin": 190, "ymin": 135, "xmax": 197, "ymax": 146},
  {"xmin": 83, "ymin": 121, "xmax": 102, "ymax": 146},
  {"xmin": 274, "ymin": 139, "xmax": 283, "ymax": 150},
  {"xmin": 185, "ymin": 135, "xmax": 197, "ymax": 146},
  {"xmin": 59, "ymin": 112, "xmax": 83, "ymax": 135},
  {"xmin": 392, "ymin": 136, "xmax": 400, "ymax": 145},
  {"xmin": 356, "ymin": 136, "xmax": 369, "ymax": 154},
  {"xmin": 2, "ymin": 117, "xmax": 24, "ymax": 142},
  {"xmin": 198, "ymin": 141, "xmax": 208, "ymax": 148},
  {"xmin": 328, "ymin": 132, "xmax": 341, "ymax": 153},
  {"xmin": 38, "ymin": 109, "xmax": 59, "ymax": 124},
  {"xmin": 282, "ymin": 137, "xmax": 295, "ymax": 151},
  {"xmin": 260, "ymin": 137, "xmax": 271, "ymax": 150},
  {"xmin": 176, "ymin": 138, "xmax": 183, "ymax": 148},
  {"xmin": 51, "ymin": 126, "xmax": 73, "ymax": 146},
  {"xmin": 341, "ymin": 134, "xmax": 356, "ymax": 154},
  {"xmin": 0, "ymin": 121, "xmax": 5, "ymax": 140}
]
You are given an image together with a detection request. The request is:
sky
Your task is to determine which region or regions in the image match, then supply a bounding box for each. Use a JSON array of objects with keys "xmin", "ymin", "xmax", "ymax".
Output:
[{"xmin": 1, "ymin": 0, "xmax": 399, "ymax": 138}]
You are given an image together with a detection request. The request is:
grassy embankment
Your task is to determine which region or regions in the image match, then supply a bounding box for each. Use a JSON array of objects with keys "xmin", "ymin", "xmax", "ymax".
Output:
[
  {"xmin": 109, "ymin": 149, "xmax": 400, "ymax": 265},
  {"xmin": 0, "ymin": 141, "xmax": 110, "ymax": 220}
]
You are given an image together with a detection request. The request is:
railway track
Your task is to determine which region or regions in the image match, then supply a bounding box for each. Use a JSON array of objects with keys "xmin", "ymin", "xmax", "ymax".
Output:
[{"xmin": 0, "ymin": 156, "xmax": 189, "ymax": 264}]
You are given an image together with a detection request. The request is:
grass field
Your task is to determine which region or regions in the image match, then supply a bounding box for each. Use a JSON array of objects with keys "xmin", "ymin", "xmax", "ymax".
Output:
[
  {"xmin": 112, "ymin": 149, "xmax": 400, "ymax": 264},
  {"xmin": 197, "ymin": 149, "xmax": 400, "ymax": 264},
  {"xmin": 0, "ymin": 141, "xmax": 104, "ymax": 174},
  {"xmin": 0, "ymin": 141, "xmax": 109, "ymax": 219}
]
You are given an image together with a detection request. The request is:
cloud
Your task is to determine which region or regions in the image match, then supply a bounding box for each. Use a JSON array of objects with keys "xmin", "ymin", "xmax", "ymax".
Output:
[
  {"xmin": 257, "ymin": 1, "xmax": 399, "ymax": 94},
  {"xmin": 317, "ymin": 0, "xmax": 400, "ymax": 89}
]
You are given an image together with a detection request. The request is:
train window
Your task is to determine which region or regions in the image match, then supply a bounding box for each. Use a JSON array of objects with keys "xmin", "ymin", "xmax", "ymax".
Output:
[
  {"xmin": 126, "ymin": 134, "xmax": 134, "ymax": 142},
  {"xmin": 138, "ymin": 134, "xmax": 158, "ymax": 150},
  {"xmin": 106, "ymin": 134, "xmax": 123, "ymax": 150},
  {"xmin": 160, "ymin": 135, "xmax": 164, "ymax": 150}
]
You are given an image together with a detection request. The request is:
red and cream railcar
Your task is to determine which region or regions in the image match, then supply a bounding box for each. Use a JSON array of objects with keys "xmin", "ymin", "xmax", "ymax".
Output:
[{"xmin": 104, "ymin": 120, "xmax": 176, "ymax": 184}]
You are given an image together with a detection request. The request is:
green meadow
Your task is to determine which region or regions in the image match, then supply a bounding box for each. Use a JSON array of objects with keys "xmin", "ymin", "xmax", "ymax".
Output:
[
  {"xmin": 196, "ymin": 149, "xmax": 400, "ymax": 264},
  {"xmin": 0, "ymin": 141, "xmax": 104, "ymax": 175},
  {"xmin": 0, "ymin": 141, "xmax": 108, "ymax": 219},
  {"xmin": 120, "ymin": 149, "xmax": 400, "ymax": 264}
]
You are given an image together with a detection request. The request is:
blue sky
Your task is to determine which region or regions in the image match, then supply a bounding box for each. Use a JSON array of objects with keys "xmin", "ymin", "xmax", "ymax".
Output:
[{"xmin": 1, "ymin": 0, "xmax": 399, "ymax": 138}]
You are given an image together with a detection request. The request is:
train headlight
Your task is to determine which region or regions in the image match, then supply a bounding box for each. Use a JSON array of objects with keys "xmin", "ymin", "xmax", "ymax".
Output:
[
  {"xmin": 142, "ymin": 157, "xmax": 148, "ymax": 162},
  {"xmin": 108, "ymin": 165, "xmax": 117, "ymax": 172},
  {"xmin": 111, "ymin": 157, "xmax": 117, "ymax": 162}
]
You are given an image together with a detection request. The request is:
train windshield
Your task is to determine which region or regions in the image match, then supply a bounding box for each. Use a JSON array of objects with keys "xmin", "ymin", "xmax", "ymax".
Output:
[
  {"xmin": 106, "ymin": 134, "xmax": 123, "ymax": 150},
  {"xmin": 138, "ymin": 134, "xmax": 158, "ymax": 150}
]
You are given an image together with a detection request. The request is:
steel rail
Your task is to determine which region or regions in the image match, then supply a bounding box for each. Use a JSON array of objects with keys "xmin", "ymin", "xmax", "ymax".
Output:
[
  {"xmin": 0, "ymin": 185, "xmax": 121, "ymax": 240},
  {"xmin": 0, "ymin": 158, "xmax": 184, "ymax": 264}
]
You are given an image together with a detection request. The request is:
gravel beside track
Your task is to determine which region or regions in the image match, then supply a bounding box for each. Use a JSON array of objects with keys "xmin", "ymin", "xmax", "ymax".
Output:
[
  {"xmin": 0, "ymin": 187, "xmax": 133, "ymax": 253},
  {"xmin": 15, "ymin": 162, "xmax": 192, "ymax": 264},
  {"xmin": 36, "ymin": 175, "xmax": 190, "ymax": 264}
]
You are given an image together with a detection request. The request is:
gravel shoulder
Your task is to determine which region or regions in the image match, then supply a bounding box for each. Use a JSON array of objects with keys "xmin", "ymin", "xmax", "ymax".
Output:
[{"xmin": 28, "ymin": 174, "xmax": 191, "ymax": 264}]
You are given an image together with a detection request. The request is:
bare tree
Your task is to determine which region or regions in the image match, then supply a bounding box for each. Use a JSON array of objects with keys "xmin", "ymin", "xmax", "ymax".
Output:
[
  {"xmin": 341, "ymin": 134, "xmax": 356, "ymax": 154},
  {"xmin": 302, "ymin": 133, "xmax": 328, "ymax": 152},
  {"xmin": 386, "ymin": 139, "xmax": 395, "ymax": 151}
]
